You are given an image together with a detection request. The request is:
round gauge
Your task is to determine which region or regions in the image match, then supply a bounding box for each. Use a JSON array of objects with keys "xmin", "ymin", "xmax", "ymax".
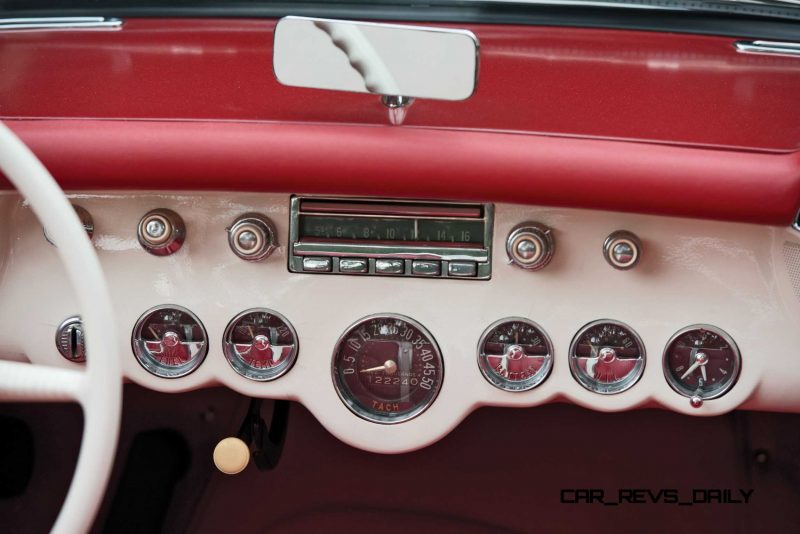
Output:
[
  {"xmin": 569, "ymin": 320, "xmax": 645, "ymax": 394},
  {"xmin": 132, "ymin": 305, "xmax": 208, "ymax": 378},
  {"xmin": 663, "ymin": 325, "xmax": 741, "ymax": 406},
  {"xmin": 223, "ymin": 308, "xmax": 299, "ymax": 381},
  {"xmin": 332, "ymin": 314, "xmax": 444, "ymax": 424},
  {"xmin": 477, "ymin": 318, "xmax": 553, "ymax": 391}
]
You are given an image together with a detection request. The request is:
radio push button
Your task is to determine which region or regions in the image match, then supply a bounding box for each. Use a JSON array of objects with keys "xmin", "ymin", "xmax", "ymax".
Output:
[
  {"xmin": 302, "ymin": 257, "xmax": 332, "ymax": 272},
  {"xmin": 448, "ymin": 261, "xmax": 477, "ymax": 277},
  {"xmin": 412, "ymin": 260, "xmax": 441, "ymax": 276},
  {"xmin": 339, "ymin": 258, "xmax": 368, "ymax": 273},
  {"xmin": 375, "ymin": 259, "xmax": 404, "ymax": 274}
]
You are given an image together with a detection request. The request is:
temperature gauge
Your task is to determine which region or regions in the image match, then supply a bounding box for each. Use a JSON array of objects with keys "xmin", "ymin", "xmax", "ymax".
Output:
[
  {"xmin": 663, "ymin": 325, "xmax": 741, "ymax": 408},
  {"xmin": 132, "ymin": 305, "xmax": 208, "ymax": 378},
  {"xmin": 223, "ymin": 309, "xmax": 299, "ymax": 381},
  {"xmin": 478, "ymin": 318, "xmax": 553, "ymax": 391},
  {"xmin": 569, "ymin": 320, "xmax": 645, "ymax": 394}
]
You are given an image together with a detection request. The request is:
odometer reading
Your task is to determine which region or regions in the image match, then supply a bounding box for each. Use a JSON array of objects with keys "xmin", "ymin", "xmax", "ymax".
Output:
[{"xmin": 332, "ymin": 314, "xmax": 444, "ymax": 424}]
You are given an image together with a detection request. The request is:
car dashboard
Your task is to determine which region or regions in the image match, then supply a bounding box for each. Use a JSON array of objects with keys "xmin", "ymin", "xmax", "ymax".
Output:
[{"xmin": 2, "ymin": 190, "xmax": 799, "ymax": 452}]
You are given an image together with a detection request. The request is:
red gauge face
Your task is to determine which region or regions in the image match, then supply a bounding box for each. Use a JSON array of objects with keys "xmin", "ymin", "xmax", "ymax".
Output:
[
  {"xmin": 478, "ymin": 318, "xmax": 553, "ymax": 391},
  {"xmin": 664, "ymin": 326, "xmax": 741, "ymax": 400},
  {"xmin": 132, "ymin": 306, "xmax": 208, "ymax": 378},
  {"xmin": 332, "ymin": 315, "xmax": 444, "ymax": 424},
  {"xmin": 223, "ymin": 309, "xmax": 299, "ymax": 381},
  {"xmin": 569, "ymin": 320, "xmax": 645, "ymax": 394}
]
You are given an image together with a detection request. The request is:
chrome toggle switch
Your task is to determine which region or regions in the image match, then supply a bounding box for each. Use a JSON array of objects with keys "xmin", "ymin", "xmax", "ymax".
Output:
[
  {"xmin": 603, "ymin": 230, "xmax": 642, "ymax": 270},
  {"xmin": 55, "ymin": 315, "xmax": 86, "ymax": 363},
  {"xmin": 506, "ymin": 223, "xmax": 555, "ymax": 271},
  {"xmin": 44, "ymin": 204, "xmax": 94, "ymax": 246},
  {"xmin": 137, "ymin": 208, "xmax": 185, "ymax": 256},
  {"xmin": 227, "ymin": 214, "xmax": 277, "ymax": 262}
]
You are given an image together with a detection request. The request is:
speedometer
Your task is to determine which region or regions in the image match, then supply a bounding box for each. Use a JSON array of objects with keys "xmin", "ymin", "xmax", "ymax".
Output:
[{"xmin": 332, "ymin": 314, "xmax": 444, "ymax": 424}]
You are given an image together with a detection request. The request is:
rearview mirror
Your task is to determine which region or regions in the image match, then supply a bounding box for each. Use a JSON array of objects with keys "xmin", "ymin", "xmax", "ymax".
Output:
[{"xmin": 273, "ymin": 16, "xmax": 479, "ymax": 123}]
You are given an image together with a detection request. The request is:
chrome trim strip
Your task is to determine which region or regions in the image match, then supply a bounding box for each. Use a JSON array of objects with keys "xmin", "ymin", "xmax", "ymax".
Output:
[
  {"xmin": 0, "ymin": 17, "xmax": 123, "ymax": 30},
  {"xmin": 734, "ymin": 40, "xmax": 800, "ymax": 57}
]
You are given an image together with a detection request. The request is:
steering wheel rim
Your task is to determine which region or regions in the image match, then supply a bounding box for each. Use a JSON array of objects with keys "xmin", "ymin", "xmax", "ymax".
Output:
[{"xmin": 0, "ymin": 121, "xmax": 121, "ymax": 533}]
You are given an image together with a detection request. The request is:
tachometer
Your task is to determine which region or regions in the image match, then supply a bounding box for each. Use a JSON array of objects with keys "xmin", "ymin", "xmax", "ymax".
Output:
[
  {"xmin": 332, "ymin": 314, "xmax": 444, "ymax": 424},
  {"xmin": 663, "ymin": 325, "xmax": 741, "ymax": 408},
  {"xmin": 569, "ymin": 320, "xmax": 645, "ymax": 394}
]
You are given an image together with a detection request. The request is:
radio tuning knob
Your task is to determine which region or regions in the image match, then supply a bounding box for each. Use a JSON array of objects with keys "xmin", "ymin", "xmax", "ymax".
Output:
[
  {"xmin": 603, "ymin": 230, "xmax": 642, "ymax": 270},
  {"xmin": 55, "ymin": 316, "xmax": 86, "ymax": 363},
  {"xmin": 137, "ymin": 208, "xmax": 185, "ymax": 256},
  {"xmin": 506, "ymin": 223, "xmax": 555, "ymax": 271},
  {"xmin": 227, "ymin": 214, "xmax": 277, "ymax": 261}
]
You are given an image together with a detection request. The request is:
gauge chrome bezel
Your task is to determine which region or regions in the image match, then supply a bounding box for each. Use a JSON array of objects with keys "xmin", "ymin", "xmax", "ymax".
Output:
[
  {"xmin": 222, "ymin": 308, "xmax": 299, "ymax": 382},
  {"xmin": 662, "ymin": 324, "xmax": 741, "ymax": 401},
  {"xmin": 132, "ymin": 304, "xmax": 209, "ymax": 379},
  {"xmin": 568, "ymin": 319, "xmax": 646, "ymax": 395},
  {"xmin": 477, "ymin": 317, "xmax": 554, "ymax": 392},
  {"xmin": 331, "ymin": 313, "xmax": 444, "ymax": 425}
]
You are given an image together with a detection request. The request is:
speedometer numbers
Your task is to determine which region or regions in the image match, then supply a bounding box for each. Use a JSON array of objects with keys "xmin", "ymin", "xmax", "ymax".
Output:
[
  {"xmin": 332, "ymin": 314, "xmax": 444, "ymax": 424},
  {"xmin": 478, "ymin": 318, "xmax": 553, "ymax": 391},
  {"xmin": 569, "ymin": 320, "xmax": 645, "ymax": 394},
  {"xmin": 663, "ymin": 325, "xmax": 741, "ymax": 408}
]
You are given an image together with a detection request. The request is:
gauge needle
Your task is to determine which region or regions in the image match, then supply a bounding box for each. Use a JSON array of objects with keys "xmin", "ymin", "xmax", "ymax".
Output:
[
  {"xmin": 700, "ymin": 365, "xmax": 707, "ymax": 383},
  {"xmin": 360, "ymin": 360, "xmax": 398, "ymax": 374},
  {"xmin": 680, "ymin": 360, "xmax": 702, "ymax": 380}
]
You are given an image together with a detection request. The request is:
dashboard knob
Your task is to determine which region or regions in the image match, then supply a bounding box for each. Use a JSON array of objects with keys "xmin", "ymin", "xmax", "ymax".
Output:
[
  {"xmin": 227, "ymin": 214, "xmax": 277, "ymax": 261},
  {"xmin": 55, "ymin": 315, "xmax": 86, "ymax": 363},
  {"xmin": 506, "ymin": 223, "xmax": 555, "ymax": 271},
  {"xmin": 603, "ymin": 230, "xmax": 641, "ymax": 270},
  {"xmin": 44, "ymin": 204, "xmax": 93, "ymax": 246},
  {"xmin": 137, "ymin": 208, "xmax": 185, "ymax": 256},
  {"xmin": 213, "ymin": 437, "xmax": 250, "ymax": 475}
]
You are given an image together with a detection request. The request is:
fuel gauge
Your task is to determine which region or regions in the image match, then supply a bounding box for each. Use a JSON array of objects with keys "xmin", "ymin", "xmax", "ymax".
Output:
[
  {"xmin": 223, "ymin": 309, "xmax": 299, "ymax": 381},
  {"xmin": 569, "ymin": 320, "xmax": 645, "ymax": 394},
  {"xmin": 132, "ymin": 305, "xmax": 208, "ymax": 378},
  {"xmin": 663, "ymin": 325, "xmax": 741, "ymax": 408}
]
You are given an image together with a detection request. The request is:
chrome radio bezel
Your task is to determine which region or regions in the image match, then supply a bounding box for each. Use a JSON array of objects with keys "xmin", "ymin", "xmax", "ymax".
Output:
[{"xmin": 288, "ymin": 196, "xmax": 494, "ymax": 279}]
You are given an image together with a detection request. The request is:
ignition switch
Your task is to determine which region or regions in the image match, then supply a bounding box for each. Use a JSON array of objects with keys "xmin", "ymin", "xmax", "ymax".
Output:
[{"xmin": 55, "ymin": 315, "xmax": 86, "ymax": 363}]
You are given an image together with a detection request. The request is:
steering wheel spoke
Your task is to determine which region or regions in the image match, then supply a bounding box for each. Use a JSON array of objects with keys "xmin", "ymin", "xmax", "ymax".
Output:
[{"xmin": 0, "ymin": 360, "xmax": 85, "ymax": 403}]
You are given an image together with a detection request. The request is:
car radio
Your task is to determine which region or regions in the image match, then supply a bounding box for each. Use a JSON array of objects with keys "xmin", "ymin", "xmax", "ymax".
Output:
[{"xmin": 288, "ymin": 196, "xmax": 493, "ymax": 279}]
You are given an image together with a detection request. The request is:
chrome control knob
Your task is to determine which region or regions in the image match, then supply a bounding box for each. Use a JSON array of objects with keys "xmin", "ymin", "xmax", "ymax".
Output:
[
  {"xmin": 603, "ymin": 230, "xmax": 641, "ymax": 270},
  {"xmin": 227, "ymin": 214, "xmax": 277, "ymax": 262},
  {"xmin": 44, "ymin": 204, "xmax": 94, "ymax": 246},
  {"xmin": 55, "ymin": 315, "xmax": 86, "ymax": 363},
  {"xmin": 137, "ymin": 208, "xmax": 185, "ymax": 256},
  {"xmin": 506, "ymin": 223, "xmax": 555, "ymax": 271}
]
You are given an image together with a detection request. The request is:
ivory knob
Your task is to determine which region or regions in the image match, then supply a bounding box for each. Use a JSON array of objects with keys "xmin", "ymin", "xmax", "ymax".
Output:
[{"xmin": 213, "ymin": 437, "xmax": 250, "ymax": 475}]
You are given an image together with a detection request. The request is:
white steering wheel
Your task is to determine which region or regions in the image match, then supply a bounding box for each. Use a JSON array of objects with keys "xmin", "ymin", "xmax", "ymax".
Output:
[{"xmin": 0, "ymin": 122, "xmax": 121, "ymax": 533}]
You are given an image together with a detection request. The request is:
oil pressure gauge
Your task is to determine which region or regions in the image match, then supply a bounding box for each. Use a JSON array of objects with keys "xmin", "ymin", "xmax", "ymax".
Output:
[
  {"xmin": 223, "ymin": 309, "xmax": 299, "ymax": 381},
  {"xmin": 132, "ymin": 305, "xmax": 208, "ymax": 378},
  {"xmin": 663, "ymin": 325, "xmax": 741, "ymax": 408},
  {"xmin": 478, "ymin": 318, "xmax": 553, "ymax": 391},
  {"xmin": 569, "ymin": 320, "xmax": 645, "ymax": 394}
]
